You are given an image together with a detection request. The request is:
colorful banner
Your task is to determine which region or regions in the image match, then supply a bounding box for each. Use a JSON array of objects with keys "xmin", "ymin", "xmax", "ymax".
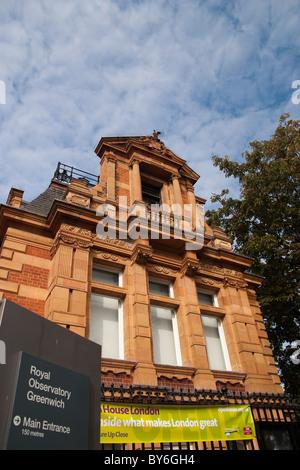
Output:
[{"xmin": 100, "ymin": 403, "xmax": 256, "ymax": 444}]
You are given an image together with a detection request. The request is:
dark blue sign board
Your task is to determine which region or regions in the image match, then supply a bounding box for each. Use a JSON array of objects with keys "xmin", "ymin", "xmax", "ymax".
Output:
[
  {"xmin": 0, "ymin": 300, "xmax": 101, "ymax": 450},
  {"xmin": 5, "ymin": 352, "xmax": 90, "ymax": 449}
]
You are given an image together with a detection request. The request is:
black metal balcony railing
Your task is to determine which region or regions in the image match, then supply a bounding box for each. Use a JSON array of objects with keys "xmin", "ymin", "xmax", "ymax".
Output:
[{"xmin": 53, "ymin": 162, "xmax": 99, "ymax": 187}]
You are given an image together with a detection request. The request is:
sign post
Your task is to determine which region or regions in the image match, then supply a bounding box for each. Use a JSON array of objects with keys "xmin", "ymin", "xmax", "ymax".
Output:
[
  {"xmin": 0, "ymin": 300, "xmax": 101, "ymax": 450},
  {"xmin": 5, "ymin": 352, "xmax": 90, "ymax": 449}
]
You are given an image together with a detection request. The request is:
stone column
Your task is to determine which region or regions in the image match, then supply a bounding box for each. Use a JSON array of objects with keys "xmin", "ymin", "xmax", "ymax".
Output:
[
  {"xmin": 160, "ymin": 183, "xmax": 169, "ymax": 206},
  {"xmin": 46, "ymin": 227, "xmax": 91, "ymax": 338},
  {"xmin": 170, "ymin": 174, "xmax": 183, "ymax": 208},
  {"xmin": 176, "ymin": 255, "xmax": 217, "ymax": 389},
  {"xmin": 130, "ymin": 158, "xmax": 143, "ymax": 204},
  {"xmin": 219, "ymin": 280, "xmax": 280, "ymax": 393},
  {"xmin": 129, "ymin": 257, "xmax": 157, "ymax": 386},
  {"xmin": 186, "ymin": 182, "xmax": 197, "ymax": 231},
  {"xmin": 170, "ymin": 174, "xmax": 183, "ymax": 232},
  {"xmin": 106, "ymin": 154, "xmax": 116, "ymax": 202},
  {"xmin": 173, "ymin": 273, "xmax": 216, "ymax": 389}
]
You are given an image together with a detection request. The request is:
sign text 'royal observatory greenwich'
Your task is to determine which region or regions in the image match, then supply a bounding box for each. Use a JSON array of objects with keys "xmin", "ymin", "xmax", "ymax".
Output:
[{"xmin": 5, "ymin": 352, "xmax": 90, "ymax": 449}]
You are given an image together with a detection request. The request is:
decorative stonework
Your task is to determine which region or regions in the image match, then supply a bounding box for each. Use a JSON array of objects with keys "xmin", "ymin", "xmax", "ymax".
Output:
[
  {"xmin": 67, "ymin": 194, "xmax": 90, "ymax": 207},
  {"xmin": 210, "ymin": 227, "xmax": 233, "ymax": 251},
  {"xmin": 59, "ymin": 235, "xmax": 91, "ymax": 248},
  {"xmin": 51, "ymin": 223, "xmax": 93, "ymax": 256},
  {"xmin": 101, "ymin": 358, "xmax": 136, "ymax": 377},
  {"xmin": 223, "ymin": 276, "xmax": 248, "ymax": 289},
  {"xmin": 154, "ymin": 265, "xmax": 172, "ymax": 275},
  {"xmin": 197, "ymin": 276, "xmax": 223, "ymax": 287},
  {"xmin": 198, "ymin": 262, "xmax": 244, "ymax": 278},
  {"xmin": 214, "ymin": 371, "xmax": 247, "ymax": 393},
  {"xmin": 91, "ymin": 234, "xmax": 133, "ymax": 249},
  {"xmin": 153, "ymin": 265, "xmax": 177, "ymax": 275},
  {"xmin": 136, "ymin": 131, "xmax": 179, "ymax": 161},
  {"xmin": 61, "ymin": 223, "xmax": 92, "ymax": 237},
  {"xmin": 95, "ymin": 251, "xmax": 127, "ymax": 263},
  {"xmin": 155, "ymin": 364, "xmax": 196, "ymax": 383},
  {"xmin": 180, "ymin": 259, "xmax": 200, "ymax": 277},
  {"xmin": 146, "ymin": 263, "xmax": 179, "ymax": 277},
  {"xmin": 131, "ymin": 245, "xmax": 153, "ymax": 264}
]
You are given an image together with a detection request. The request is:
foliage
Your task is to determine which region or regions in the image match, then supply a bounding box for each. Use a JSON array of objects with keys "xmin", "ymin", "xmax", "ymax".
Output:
[{"xmin": 205, "ymin": 114, "xmax": 300, "ymax": 396}]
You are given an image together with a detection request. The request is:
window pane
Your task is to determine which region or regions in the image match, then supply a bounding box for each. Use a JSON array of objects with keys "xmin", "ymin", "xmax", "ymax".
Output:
[
  {"xmin": 92, "ymin": 267, "xmax": 119, "ymax": 286},
  {"xmin": 142, "ymin": 183, "xmax": 161, "ymax": 207},
  {"xmin": 151, "ymin": 306, "xmax": 177, "ymax": 365},
  {"xmin": 90, "ymin": 294, "xmax": 120, "ymax": 358},
  {"xmin": 198, "ymin": 292, "xmax": 214, "ymax": 305},
  {"xmin": 149, "ymin": 280, "xmax": 170, "ymax": 297},
  {"xmin": 202, "ymin": 315, "xmax": 226, "ymax": 370},
  {"xmin": 261, "ymin": 427, "xmax": 293, "ymax": 450}
]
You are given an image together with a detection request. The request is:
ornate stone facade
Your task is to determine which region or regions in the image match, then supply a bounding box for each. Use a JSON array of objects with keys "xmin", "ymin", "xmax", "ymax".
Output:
[{"xmin": 0, "ymin": 132, "xmax": 282, "ymax": 394}]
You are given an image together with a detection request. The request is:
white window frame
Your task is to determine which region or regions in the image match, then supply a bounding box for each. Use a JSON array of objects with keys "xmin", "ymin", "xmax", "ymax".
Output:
[
  {"xmin": 171, "ymin": 308, "xmax": 182, "ymax": 366},
  {"xmin": 117, "ymin": 299, "xmax": 124, "ymax": 360},
  {"xmin": 149, "ymin": 277, "xmax": 181, "ymax": 366},
  {"xmin": 217, "ymin": 317, "xmax": 231, "ymax": 371},
  {"xmin": 197, "ymin": 289, "xmax": 218, "ymax": 307},
  {"xmin": 150, "ymin": 305, "xmax": 182, "ymax": 367},
  {"xmin": 90, "ymin": 293, "xmax": 124, "ymax": 360},
  {"xmin": 92, "ymin": 264, "xmax": 123, "ymax": 287},
  {"xmin": 90, "ymin": 264, "xmax": 124, "ymax": 360},
  {"xmin": 149, "ymin": 277, "xmax": 174, "ymax": 298},
  {"xmin": 202, "ymin": 314, "xmax": 231, "ymax": 371}
]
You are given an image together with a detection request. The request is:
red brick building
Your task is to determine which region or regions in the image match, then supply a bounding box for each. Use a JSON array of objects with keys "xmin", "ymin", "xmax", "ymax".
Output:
[{"xmin": 0, "ymin": 132, "xmax": 282, "ymax": 395}]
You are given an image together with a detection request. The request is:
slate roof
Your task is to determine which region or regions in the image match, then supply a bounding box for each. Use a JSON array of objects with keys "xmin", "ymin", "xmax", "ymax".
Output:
[{"xmin": 20, "ymin": 183, "xmax": 66, "ymax": 217}]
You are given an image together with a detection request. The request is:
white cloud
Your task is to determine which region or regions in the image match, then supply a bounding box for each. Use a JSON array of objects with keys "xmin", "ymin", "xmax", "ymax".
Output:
[{"xmin": 0, "ymin": 0, "xmax": 299, "ymax": 210}]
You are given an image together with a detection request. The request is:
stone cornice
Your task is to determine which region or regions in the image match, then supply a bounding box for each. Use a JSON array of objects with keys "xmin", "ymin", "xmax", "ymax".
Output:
[
  {"xmin": 131, "ymin": 244, "xmax": 153, "ymax": 264},
  {"xmin": 199, "ymin": 245, "xmax": 253, "ymax": 270},
  {"xmin": 155, "ymin": 364, "xmax": 196, "ymax": 382},
  {"xmin": 212, "ymin": 370, "xmax": 247, "ymax": 384},
  {"xmin": 0, "ymin": 204, "xmax": 48, "ymax": 241},
  {"xmin": 101, "ymin": 358, "xmax": 137, "ymax": 376},
  {"xmin": 0, "ymin": 202, "xmax": 257, "ymax": 286}
]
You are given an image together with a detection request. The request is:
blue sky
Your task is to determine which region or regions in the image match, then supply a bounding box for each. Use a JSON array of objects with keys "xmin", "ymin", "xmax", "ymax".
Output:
[{"xmin": 0, "ymin": 0, "xmax": 299, "ymax": 210}]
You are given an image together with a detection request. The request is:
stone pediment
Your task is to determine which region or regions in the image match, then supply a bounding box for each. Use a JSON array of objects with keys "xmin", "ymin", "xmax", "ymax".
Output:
[
  {"xmin": 95, "ymin": 131, "xmax": 200, "ymax": 183},
  {"xmin": 131, "ymin": 131, "xmax": 181, "ymax": 161}
]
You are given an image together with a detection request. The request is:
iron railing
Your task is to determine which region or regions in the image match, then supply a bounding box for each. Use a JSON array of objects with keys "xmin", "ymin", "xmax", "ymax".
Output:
[
  {"xmin": 53, "ymin": 162, "xmax": 99, "ymax": 187},
  {"xmin": 100, "ymin": 384, "xmax": 300, "ymax": 451}
]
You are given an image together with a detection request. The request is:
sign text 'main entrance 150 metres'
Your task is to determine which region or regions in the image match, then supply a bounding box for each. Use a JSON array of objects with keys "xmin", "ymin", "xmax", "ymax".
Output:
[{"xmin": 5, "ymin": 352, "xmax": 90, "ymax": 450}]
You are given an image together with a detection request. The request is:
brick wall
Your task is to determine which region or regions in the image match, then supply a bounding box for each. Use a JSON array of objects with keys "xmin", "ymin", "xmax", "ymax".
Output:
[
  {"xmin": 101, "ymin": 371, "xmax": 134, "ymax": 387},
  {"xmin": 116, "ymin": 166, "xmax": 129, "ymax": 185},
  {"xmin": 3, "ymin": 293, "xmax": 45, "ymax": 316},
  {"xmin": 116, "ymin": 164, "xmax": 130, "ymax": 203},
  {"xmin": 0, "ymin": 236, "xmax": 50, "ymax": 317},
  {"xmin": 26, "ymin": 245, "xmax": 51, "ymax": 259},
  {"xmin": 8, "ymin": 264, "xmax": 49, "ymax": 290},
  {"xmin": 158, "ymin": 376, "xmax": 194, "ymax": 392},
  {"xmin": 216, "ymin": 381, "xmax": 245, "ymax": 394}
]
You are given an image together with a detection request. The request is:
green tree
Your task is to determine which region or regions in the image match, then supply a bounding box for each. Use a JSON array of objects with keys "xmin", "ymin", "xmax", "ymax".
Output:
[{"xmin": 205, "ymin": 114, "xmax": 300, "ymax": 397}]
